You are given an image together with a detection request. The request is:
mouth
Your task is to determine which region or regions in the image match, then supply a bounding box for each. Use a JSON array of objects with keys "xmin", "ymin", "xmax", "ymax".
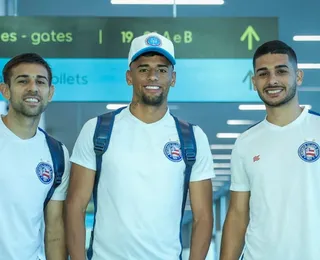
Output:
[
  {"xmin": 143, "ymin": 85, "xmax": 162, "ymax": 93},
  {"xmin": 23, "ymin": 96, "xmax": 41, "ymax": 105},
  {"xmin": 264, "ymin": 88, "xmax": 284, "ymax": 97}
]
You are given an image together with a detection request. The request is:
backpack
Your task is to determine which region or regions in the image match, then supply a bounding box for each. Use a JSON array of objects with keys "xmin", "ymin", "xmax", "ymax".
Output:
[
  {"xmin": 87, "ymin": 106, "xmax": 197, "ymax": 258},
  {"xmin": 38, "ymin": 128, "xmax": 65, "ymax": 209}
]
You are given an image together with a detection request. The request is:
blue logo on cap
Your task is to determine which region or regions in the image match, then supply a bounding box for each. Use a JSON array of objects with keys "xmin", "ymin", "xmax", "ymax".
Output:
[{"xmin": 146, "ymin": 36, "xmax": 162, "ymax": 47}]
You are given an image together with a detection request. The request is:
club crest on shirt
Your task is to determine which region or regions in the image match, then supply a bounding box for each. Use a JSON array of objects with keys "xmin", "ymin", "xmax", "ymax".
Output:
[
  {"xmin": 35, "ymin": 162, "xmax": 53, "ymax": 184},
  {"xmin": 163, "ymin": 141, "xmax": 182, "ymax": 162},
  {"xmin": 298, "ymin": 141, "xmax": 320, "ymax": 163}
]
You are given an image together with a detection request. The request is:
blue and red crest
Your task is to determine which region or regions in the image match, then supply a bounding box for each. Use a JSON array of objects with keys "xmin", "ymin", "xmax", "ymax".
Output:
[
  {"xmin": 298, "ymin": 141, "xmax": 320, "ymax": 163},
  {"xmin": 36, "ymin": 162, "xmax": 53, "ymax": 184},
  {"xmin": 163, "ymin": 141, "xmax": 182, "ymax": 162}
]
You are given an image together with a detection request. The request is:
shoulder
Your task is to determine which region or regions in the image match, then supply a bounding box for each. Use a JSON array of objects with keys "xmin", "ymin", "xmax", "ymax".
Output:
[
  {"xmin": 307, "ymin": 110, "xmax": 320, "ymax": 124},
  {"xmin": 41, "ymin": 129, "xmax": 70, "ymax": 157},
  {"xmin": 233, "ymin": 120, "xmax": 265, "ymax": 154},
  {"xmin": 237, "ymin": 120, "xmax": 264, "ymax": 142},
  {"xmin": 169, "ymin": 114, "xmax": 209, "ymax": 144},
  {"xmin": 192, "ymin": 125, "xmax": 209, "ymax": 145},
  {"xmin": 308, "ymin": 110, "xmax": 320, "ymax": 117},
  {"xmin": 83, "ymin": 117, "xmax": 99, "ymax": 131},
  {"xmin": 95, "ymin": 106, "xmax": 128, "ymax": 127}
]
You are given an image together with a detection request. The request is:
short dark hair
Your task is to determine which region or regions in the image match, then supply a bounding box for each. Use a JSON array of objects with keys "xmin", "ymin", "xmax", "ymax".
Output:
[
  {"xmin": 131, "ymin": 51, "xmax": 174, "ymax": 68},
  {"xmin": 2, "ymin": 52, "xmax": 52, "ymax": 85},
  {"xmin": 253, "ymin": 40, "xmax": 298, "ymax": 69},
  {"xmin": 141, "ymin": 51, "xmax": 164, "ymax": 58}
]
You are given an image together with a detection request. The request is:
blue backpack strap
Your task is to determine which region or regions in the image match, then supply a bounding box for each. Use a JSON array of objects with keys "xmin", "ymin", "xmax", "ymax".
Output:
[
  {"xmin": 38, "ymin": 128, "xmax": 65, "ymax": 209},
  {"xmin": 171, "ymin": 115, "xmax": 197, "ymax": 258},
  {"xmin": 92, "ymin": 106, "xmax": 126, "ymax": 206},
  {"xmin": 172, "ymin": 116, "xmax": 197, "ymax": 216},
  {"xmin": 87, "ymin": 106, "xmax": 125, "ymax": 259}
]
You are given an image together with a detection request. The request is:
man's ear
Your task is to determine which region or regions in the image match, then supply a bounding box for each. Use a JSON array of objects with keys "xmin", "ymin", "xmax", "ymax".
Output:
[
  {"xmin": 251, "ymin": 75, "xmax": 257, "ymax": 91},
  {"xmin": 126, "ymin": 70, "xmax": 132, "ymax": 86},
  {"xmin": 296, "ymin": 69, "xmax": 304, "ymax": 86},
  {"xmin": 170, "ymin": 71, "xmax": 176, "ymax": 87},
  {"xmin": 0, "ymin": 83, "xmax": 10, "ymax": 100},
  {"xmin": 48, "ymin": 85, "xmax": 55, "ymax": 102}
]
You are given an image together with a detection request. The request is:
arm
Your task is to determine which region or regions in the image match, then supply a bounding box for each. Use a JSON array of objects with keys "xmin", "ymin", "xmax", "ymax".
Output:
[
  {"xmin": 219, "ymin": 191, "xmax": 250, "ymax": 260},
  {"xmin": 220, "ymin": 136, "xmax": 250, "ymax": 260},
  {"xmin": 44, "ymin": 200, "xmax": 67, "ymax": 260},
  {"xmin": 65, "ymin": 163, "xmax": 95, "ymax": 260},
  {"xmin": 189, "ymin": 179, "xmax": 213, "ymax": 260}
]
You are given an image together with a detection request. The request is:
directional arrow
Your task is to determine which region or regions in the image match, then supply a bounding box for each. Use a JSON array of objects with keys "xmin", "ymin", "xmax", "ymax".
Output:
[
  {"xmin": 240, "ymin": 26, "xmax": 260, "ymax": 51},
  {"xmin": 243, "ymin": 70, "xmax": 254, "ymax": 90}
]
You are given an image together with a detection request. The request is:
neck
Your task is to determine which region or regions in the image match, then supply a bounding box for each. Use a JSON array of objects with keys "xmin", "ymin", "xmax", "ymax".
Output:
[
  {"xmin": 129, "ymin": 101, "xmax": 168, "ymax": 124},
  {"xmin": 265, "ymin": 97, "xmax": 303, "ymax": 127},
  {"xmin": 2, "ymin": 109, "xmax": 41, "ymax": 139}
]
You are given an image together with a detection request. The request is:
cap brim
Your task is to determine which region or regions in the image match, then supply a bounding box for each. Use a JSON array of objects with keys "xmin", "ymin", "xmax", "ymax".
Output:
[{"xmin": 130, "ymin": 47, "xmax": 176, "ymax": 65}]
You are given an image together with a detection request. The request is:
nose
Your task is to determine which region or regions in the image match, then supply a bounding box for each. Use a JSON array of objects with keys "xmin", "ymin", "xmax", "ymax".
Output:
[
  {"xmin": 148, "ymin": 69, "xmax": 159, "ymax": 81},
  {"xmin": 26, "ymin": 79, "xmax": 39, "ymax": 92},
  {"xmin": 268, "ymin": 72, "xmax": 280, "ymax": 86}
]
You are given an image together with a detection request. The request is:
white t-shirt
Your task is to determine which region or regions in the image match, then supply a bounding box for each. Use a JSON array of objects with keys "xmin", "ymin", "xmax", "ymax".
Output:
[
  {"xmin": 230, "ymin": 108, "xmax": 320, "ymax": 260},
  {"xmin": 70, "ymin": 107, "xmax": 215, "ymax": 260},
  {"xmin": 0, "ymin": 116, "xmax": 71, "ymax": 260}
]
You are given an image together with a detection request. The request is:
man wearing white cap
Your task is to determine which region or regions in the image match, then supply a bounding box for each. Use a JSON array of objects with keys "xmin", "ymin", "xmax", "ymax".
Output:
[{"xmin": 66, "ymin": 32, "xmax": 215, "ymax": 260}]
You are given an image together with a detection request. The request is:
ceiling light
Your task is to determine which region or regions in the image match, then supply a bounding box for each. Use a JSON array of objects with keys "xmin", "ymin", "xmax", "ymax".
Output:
[
  {"xmin": 212, "ymin": 154, "xmax": 231, "ymax": 160},
  {"xmin": 238, "ymin": 104, "xmax": 265, "ymax": 110},
  {"xmin": 213, "ymin": 176, "xmax": 230, "ymax": 181},
  {"xmin": 106, "ymin": 103, "xmax": 128, "ymax": 110},
  {"xmin": 239, "ymin": 104, "xmax": 312, "ymax": 110},
  {"xmin": 298, "ymin": 63, "xmax": 320, "ymax": 69},
  {"xmin": 214, "ymin": 163, "xmax": 231, "ymax": 168},
  {"xmin": 227, "ymin": 119, "xmax": 257, "ymax": 125},
  {"xmin": 214, "ymin": 169, "xmax": 231, "ymax": 175},
  {"xmin": 210, "ymin": 144, "xmax": 234, "ymax": 150},
  {"xmin": 298, "ymin": 87, "xmax": 320, "ymax": 92},
  {"xmin": 216, "ymin": 133, "xmax": 240, "ymax": 138},
  {"xmin": 293, "ymin": 35, "xmax": 320, "ymax": 41},
  {"xmin": 111, "ymin": 0, "xmax": 224, "ymax": 4},
  {"xmin": 106, "ymin": 103, "xmax": 178, "ymax": 110}
]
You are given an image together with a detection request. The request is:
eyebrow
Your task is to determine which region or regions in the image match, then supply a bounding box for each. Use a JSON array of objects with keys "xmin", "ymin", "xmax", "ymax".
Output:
[
  {"xmin": 137, "ymin": 64, "xmax": 169, "ymax": 68},
  {"xmin": 15, "ymin": 74, "xmax": 48, "ymax": 81},
  {"xmin": 256, "ymin": 64, "xmax": 289, "ymax": 73}
]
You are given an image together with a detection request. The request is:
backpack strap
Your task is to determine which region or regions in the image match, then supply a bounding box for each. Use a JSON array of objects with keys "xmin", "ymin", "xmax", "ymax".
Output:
[
  {"xmin": 88, "ymin": 108, "xmax": 196, "ymax": 260},
  {"xmin": 171, "ymin": 115, "xmax": 197, "ymax": 259},
  {"xmin": 38, "ymin": 128, "xmax": 65, "ymax": 209},
  {"xmin": 92, "ymin": 107, "xmax": 126, "ymax": 203},
  {"xmin": 87, "ymin": 106, "xmax": 125, "ymax": 259},
  {"xmin": 171, "ymin": 115, "xmax": 197, "ymax": 218}
]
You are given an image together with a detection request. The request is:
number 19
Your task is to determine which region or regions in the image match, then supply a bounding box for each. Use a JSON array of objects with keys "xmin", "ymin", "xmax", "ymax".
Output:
[{"xmin": 121, "ymin": 31, "xmax": 134, "ymax": 43}]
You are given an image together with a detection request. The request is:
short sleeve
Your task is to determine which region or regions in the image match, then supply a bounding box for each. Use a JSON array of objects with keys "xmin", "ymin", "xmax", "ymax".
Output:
[
  {"xmin": 189, "ymin": 125, "xmax": 215, "ymax": 182},
  {"xmin": 69, "ymin": 118, "xmax": 97, "ymax": 171},
  {"xmin": 230, "ymin": 140, "xmax": 250, "ymax": 191},
  {"xmin": 51, "ymin": 145, "xmax": 71, "ymax": 201}
]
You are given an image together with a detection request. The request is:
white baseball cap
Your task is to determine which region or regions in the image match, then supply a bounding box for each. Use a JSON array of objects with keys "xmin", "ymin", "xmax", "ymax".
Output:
[{"xmin": 128, "ymin": 32, "xmax": 176, "ymax": 66}]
